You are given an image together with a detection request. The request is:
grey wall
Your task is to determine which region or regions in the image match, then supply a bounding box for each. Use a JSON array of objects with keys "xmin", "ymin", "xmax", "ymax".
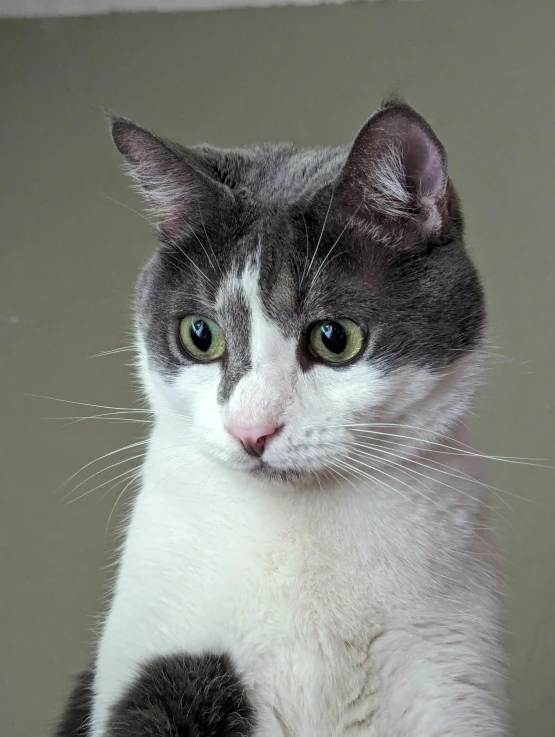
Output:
[{"xmin": 1, "ymin": 2, "xmax": 554, "ymax": 735}]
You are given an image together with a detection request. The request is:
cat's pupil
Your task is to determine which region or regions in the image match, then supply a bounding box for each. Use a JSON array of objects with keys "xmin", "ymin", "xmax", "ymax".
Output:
[
  {"xmin": 190, "ymin": 320, "xmax": 212, "ymax": 352},
  {"xmin": 321, "ymin": 322, "xmax": 347, "ymax": 354}
]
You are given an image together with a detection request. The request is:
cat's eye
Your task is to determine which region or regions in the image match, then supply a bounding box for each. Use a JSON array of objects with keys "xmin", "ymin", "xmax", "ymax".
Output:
[
  {"xmin": 178, "ymin": 315, "xmax": 225, "ymax": 361},
  {"xmin": 308, "ymin": 319, "xmax": 365, "ymax": 364}
]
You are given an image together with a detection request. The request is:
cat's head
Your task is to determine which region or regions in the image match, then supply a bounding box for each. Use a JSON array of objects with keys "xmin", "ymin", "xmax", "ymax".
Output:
[{"xmin": 111, "ymin": 100, "xmax": 485, "ymax": 481}]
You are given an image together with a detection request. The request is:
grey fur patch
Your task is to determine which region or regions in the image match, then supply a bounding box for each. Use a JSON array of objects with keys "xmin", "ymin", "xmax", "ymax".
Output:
[
  {"xmin": 55, "ymin": 668, "xmax": 93, "ymax": 737},
  {"xmin": 55, "ymin": 654, "xmax": 254, "ymax": 737},
  {"xmin": 216, "ymin": 267, "xmax": 252, "ymax": 402}
]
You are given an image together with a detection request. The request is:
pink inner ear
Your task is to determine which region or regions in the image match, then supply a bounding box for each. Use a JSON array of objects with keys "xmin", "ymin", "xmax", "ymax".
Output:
[
  {"xmin": 416, "ymin": 142, "xmax": 445, "ymax": 234},
  {"xmin": 397, "ymin": 122, "xmax": 447, "ymax": 235},
  {"xmin": 420, "ymin": 139, "xmax": 446, "ymax": 199},
  {"xmin": 403, "ymin": 122, "xmax": 446, "ymax": 201}
]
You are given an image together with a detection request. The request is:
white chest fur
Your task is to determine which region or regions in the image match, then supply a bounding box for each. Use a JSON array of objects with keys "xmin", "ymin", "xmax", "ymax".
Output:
[{"xmin": 91, "ymin": 425, "xmax": 505, "ymax": 737}]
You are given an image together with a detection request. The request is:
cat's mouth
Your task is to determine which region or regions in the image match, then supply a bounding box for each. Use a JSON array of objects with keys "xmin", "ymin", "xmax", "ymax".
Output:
[
  {"xmin": 245, "ymin": 455, "xmax": 316, "ymax": 484},
  {"xmin": 253, "ymin": 463, "xmax": 307, "ymax": 483}
]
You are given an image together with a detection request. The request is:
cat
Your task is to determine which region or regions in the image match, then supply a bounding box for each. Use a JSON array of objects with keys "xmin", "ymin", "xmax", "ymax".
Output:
[{"xmin": 57, "ymin": 98, "xmax": 508, "ymax": 736}]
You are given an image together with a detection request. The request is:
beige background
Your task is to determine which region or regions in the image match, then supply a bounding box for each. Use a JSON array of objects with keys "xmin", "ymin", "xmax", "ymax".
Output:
[{"xmin": 1, "ymin": 1, "xmax": 554, "ymax": 735}]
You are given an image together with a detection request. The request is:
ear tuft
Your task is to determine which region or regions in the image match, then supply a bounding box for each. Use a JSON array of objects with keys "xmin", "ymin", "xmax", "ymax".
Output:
[
  {"xmin": 379, "ymin": 93, "xmax": 408, "ymax": 111},
  {"xmin": 339, "ymin": 102, "xmax": 448, "ymax": 243}
]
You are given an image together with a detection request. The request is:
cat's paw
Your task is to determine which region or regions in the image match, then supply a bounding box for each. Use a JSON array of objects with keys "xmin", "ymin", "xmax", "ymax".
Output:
[{"xmin": 106, "ymin": 652, "xmax": 254, "ymax": 737}]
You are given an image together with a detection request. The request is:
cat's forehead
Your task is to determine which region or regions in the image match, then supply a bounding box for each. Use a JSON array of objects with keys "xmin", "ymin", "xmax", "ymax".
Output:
[
  {"xmin": 216, "ymin": 253, "xmax": 299, "ymax": 335},
  {"xmin": 203, "ymin": 142, "xmax": 348, "ymax": 205},
  {"xmin": 210, "ymin": 222, "xmax": 373, "ymax": 332},
  {"xmin": 147, "ymin": 201, "xmax": 384, "ymax": 356}
]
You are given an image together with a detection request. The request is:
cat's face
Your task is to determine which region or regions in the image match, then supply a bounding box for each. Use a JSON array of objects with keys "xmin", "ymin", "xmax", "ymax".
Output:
[{"xmin": 112, "ymin": 101, "xmax": 485, "ymax": 481}]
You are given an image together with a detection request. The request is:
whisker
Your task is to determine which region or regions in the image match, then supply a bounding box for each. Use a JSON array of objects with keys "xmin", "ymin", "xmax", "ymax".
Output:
[
  {"xmin": 53, "ymin": 414, "xmax": 153, "ymax": 427},
  {"xmin": 171, "ymin": 236, "xmax": 213, "ymax": 287},
  {"xmin": 348, "ymin": 440, "xmax": 527, "ymax": 507},
  {"xmin": 299, "ymin": 212, "xmax": 311, "ymax": 287},
  {"xmin": 336, "ymin": 422, "xmax": 489, "ymax": 452},
  {"xmin": 326, "ymin": 466, "xmax": 347, "ymax": 493},
  {"xmin": 68, "ymin": 447, "xmax": 197, "ymax": 532},
  {"xmin": 326, "ymin": 460, "xmax": 359, "ymax": 490},
  {"xmin": 29, "ymin": 395, "xmax": 193, "ymax": 428},
  {"xmin": 181, "ymin": 214, "xmax": 217, "ymax": 274},
  {"xmin": 335, "ymin": 452, "xmax": 516, "ymax": 535},
  {"xmin": 347, "ymin": 444, "xmax": 516, "ymax": 516},
  {"xmin": 67, "ymin": 466, "xmax": 142, "ymax": 505},
  {"xmin": 104, "ymin": 472, "xmax": 141, "ymax": 539},
  {"xmin": 60, "ymin": 430, "xmax": 198, "ymax": 489},
  {"xmin": 88, "ymin": 346, "xmax": 135, "ymax": 359},
  {"xmin": 303, "ymin": 185, "xmax": 335, "ymax": 284},
  {"xmin": 99, "ymin": 193, "xmax": 156, "ymax": 228},
  {"xmin": 333, "ymin": 457, "xmax": 414, "ymax": 505},
  {"xmin": 138, "ymin": 450, "xmax": 197, "ymax": 492},
  {"xmin": 195, "ymin": 197, "xmax": 221, "ymax": 275},
  {"xmin": 341, "ymin": 425, "xmax": 549, "ymax": 466},
  {"xmin": 342, "ymin": 452, "xmax": 439, "ymax": 507},
  {"xmin": 62, "ymin": 452, "xmax": 148, "ymax": 500},
  {"xmin": 27, "ymin": 394, "xmax": 151, "ymax": 413},
  {"xmin": 60, "ymin": 439, "xmax": 151, "ymax": 488},
  {"xmin": 309, "ymin": 204, "xmax": 361, "ymax": 290},
  {"xmin": 355, "ymin": 421, "xmax": 541, "ymax": 461}
]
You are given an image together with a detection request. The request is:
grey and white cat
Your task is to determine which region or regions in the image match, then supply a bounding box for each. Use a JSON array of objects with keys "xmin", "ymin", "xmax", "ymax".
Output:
[{"xmin": 58, "ymin": 99, "xmax": 507, "ymax": 737}]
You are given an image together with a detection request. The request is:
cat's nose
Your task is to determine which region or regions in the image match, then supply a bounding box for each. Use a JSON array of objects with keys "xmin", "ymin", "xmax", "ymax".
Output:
[{"xmin": 227, "ymin": 423, "xmax": 280, "ymax": 457}]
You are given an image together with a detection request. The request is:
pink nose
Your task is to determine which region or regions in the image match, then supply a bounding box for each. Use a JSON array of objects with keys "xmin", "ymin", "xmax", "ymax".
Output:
[{"xmin": 227, "ymin": 423, "xmax": 280, "ymax": 457}]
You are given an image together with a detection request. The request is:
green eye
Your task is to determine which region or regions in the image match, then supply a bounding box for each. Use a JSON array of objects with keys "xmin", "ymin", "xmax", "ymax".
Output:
[
  {"xmin": 178, "ymin": 315, "xmax": 225, "ymax": 361},
  {"xmin": 308, "ymin": 319, "xmax": 365, "ymax": 364}
]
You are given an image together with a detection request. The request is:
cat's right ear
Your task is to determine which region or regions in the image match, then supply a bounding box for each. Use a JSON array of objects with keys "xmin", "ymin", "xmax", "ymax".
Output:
[{"xmin": 110, "ymin": 116, "xmax": 233, "ymax": 240}]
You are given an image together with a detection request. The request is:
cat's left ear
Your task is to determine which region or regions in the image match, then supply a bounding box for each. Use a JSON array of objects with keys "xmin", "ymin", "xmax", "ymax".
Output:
[{"xmin": 338, "ymin": 100, "xmax": 449, "ymax": 243}]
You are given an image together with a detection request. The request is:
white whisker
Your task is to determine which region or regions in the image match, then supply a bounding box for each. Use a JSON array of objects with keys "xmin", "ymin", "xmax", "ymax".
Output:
[
  {"xmin": 347, "ymin": 444, "xmax": 516, "ymax": 517},
  {"xmin": 299, "ymin": 212, "xmax": 311, "ymax": 287},
  {"xmin": 181, "ymin": 214, "xmax": 217, "ymax": 274},
  {"xmin": 61, "ymin": 440, "xmax": 151, "ymax": 488},
  {"xmin": 62, "ymin": 452, "xmax": 147, "ymax": 500},
  {"xmin": 348, "ymin": 440, "xmax": 527, "ymax": 507},
  {"xmin": 171, "ymin": 237, "xmax": 213, "ymax": 287},
  {"xmin": 342, "ymin": 452, "xmax": 438, "ymax": 507},
  {"xmin": 89, "ymin": 346, "xmax": 135, "ymax": 359},
  {"xmin": 27, "ymin": 394, "xmax": 151, "ymax": 412},
  {"xmin": 309, "ymin": 204, "xmax": 361, "ymax": 290},
  {"xmin": 341, "ymin": 425, "xmax": 549, "ymax": 467},
  {"xmin": 326, "ymin": 460, "xmax": 359, "ymax": 490},
  {"xmin": 99, "ymin": 193, "xmax": 156, "ymax": 228},
  {"xmin": 67, "ymin": 466, "xmax": 142, "ymax": 505},
  {"xmin": 195, "ymin": 197, "xmax": 221, "ymax": 275},
  {"xmin": 333, "ymin": 456, "xmax": 414, "ymax": 505},
  {"xmin": 55, "ymin": 414, "xmax": 153, "ymax": 427},
  {"xmin": 303, "ymin": 185, "xmax": 335, "ymax": 284},
  {"xmin": 104, "ymin": 472, "xmax": 141, "ymax": 539}
]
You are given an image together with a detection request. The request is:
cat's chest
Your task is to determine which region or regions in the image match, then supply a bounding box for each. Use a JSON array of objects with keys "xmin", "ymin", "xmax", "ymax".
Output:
[
  {"xmin": 129, "ymin": 476, "xmax": 395, "ymax": 637},
  {"xmin": 230, "ymin": 573, "xmax": 385, "ymax": 737},
  {"xmin": 126, "ymin": 480, "xmax": 392, "ymax": 712},
  {"xmin": 98, "ymin": 477, "xmax": 423, "ymax": 737},
  {"xmin": 207, "ymin": 537, "xmax": 383, "ymax": 737}
]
